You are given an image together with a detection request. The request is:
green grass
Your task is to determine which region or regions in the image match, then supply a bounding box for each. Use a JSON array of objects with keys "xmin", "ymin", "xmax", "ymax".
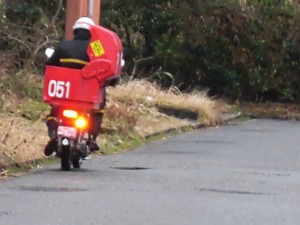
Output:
[
  {"xmin": 101, "ymin": 132, "xmax": 145, "ymax": 155},
  {"xmin": 18, "ymin": 100, "xmax": 49, "ymax": 121},
  {"xmin": 3, "ymin": 157, "xmax": 58, "ymax": 177}
]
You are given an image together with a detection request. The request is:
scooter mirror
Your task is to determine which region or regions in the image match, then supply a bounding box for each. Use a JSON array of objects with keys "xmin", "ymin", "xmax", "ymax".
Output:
[{"xmin": 45, "ymin": 47, "xmax": 55, "ymax": 59}]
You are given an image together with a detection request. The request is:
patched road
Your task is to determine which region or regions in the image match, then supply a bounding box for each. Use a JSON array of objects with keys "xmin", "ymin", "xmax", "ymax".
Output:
[{"xmin": 0, "ymin": 119, "xmax": 299, "ymax": 225}]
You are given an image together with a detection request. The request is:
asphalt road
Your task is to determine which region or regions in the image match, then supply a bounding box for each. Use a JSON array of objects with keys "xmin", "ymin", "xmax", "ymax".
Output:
[{"xmin": 0, "ymin": 119, "xmax": 300, "ymax": 225}]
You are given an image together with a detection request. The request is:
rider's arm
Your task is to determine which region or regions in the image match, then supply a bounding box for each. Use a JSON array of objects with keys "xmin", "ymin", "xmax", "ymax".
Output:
[{"xmin": 46, "ymin": 45, "xmax": 61, "ymax": 66}]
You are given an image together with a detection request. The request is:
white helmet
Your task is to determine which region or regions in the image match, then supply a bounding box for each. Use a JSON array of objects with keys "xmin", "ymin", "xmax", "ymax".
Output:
[{"xmin": 73, "ymin": 17, "xmax": 95, "ymax": 30}]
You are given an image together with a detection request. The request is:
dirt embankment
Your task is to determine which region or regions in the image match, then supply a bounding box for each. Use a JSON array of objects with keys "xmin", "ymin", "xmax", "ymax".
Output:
[{"xmin": 0, "ymin": 116, "xmax": 48, "ymax": 169}]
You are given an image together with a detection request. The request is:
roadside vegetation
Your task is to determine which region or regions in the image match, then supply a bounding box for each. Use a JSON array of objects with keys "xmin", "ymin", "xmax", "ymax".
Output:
[
  {"xmin": 0, "ymin": 1, "xmax": 298, "ymax": 102},
  {"xmin": 0, "ymin": 78, "xmax": 227, "ymax": 175}
]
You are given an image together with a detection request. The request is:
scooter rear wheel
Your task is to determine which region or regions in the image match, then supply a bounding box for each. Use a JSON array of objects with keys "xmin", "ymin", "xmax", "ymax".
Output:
[{"xmin": 61, "ymin": 146, "xmax": 71, "ymax": 171}]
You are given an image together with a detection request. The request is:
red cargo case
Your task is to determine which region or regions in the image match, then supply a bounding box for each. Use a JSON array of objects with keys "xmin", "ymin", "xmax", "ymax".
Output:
[
  {"xmin": 43, "ymin": 66, "xmax": 102, "ymax": 110},
  {"xmin": 43, "ymin": 24, "xmax": 123, "ymax": 110}
]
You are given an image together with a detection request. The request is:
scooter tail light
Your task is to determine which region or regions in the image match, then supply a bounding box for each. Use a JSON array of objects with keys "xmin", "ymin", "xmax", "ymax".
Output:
[
  {"xmin": 63, "ymin": 109, "xmax": 78, "ymax": 119},
  {"xmin": 75, "ymin": 117, "xmax": 88, "ymax": 129}
]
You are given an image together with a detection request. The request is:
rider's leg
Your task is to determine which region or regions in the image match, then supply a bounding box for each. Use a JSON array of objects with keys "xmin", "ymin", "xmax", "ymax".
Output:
[
  {"xmin": 44, "ymin": 106, "xmax": 59, "ymax": 156},
  {"xmin": 89, "ymin": 110, "xmax": 104, "ymax": 151},
  {"xmin": 88, "ymin": 88, "xmax": 106, "ymax": 151}
]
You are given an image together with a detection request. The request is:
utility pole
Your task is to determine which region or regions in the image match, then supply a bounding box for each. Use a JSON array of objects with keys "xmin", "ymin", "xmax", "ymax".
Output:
[{"xmin": 65, "ymin": 0, "xmax": 101, "ymax": 40}]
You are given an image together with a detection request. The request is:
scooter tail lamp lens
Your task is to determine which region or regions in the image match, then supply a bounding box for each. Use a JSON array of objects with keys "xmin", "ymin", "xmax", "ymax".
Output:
[
  {"xmin": 75, "ymin": 117, "xmax": 88, "ymax": 129},
  {"xmin": 63, "ymin": 110, "xmax": 78, "ymax": 118}
]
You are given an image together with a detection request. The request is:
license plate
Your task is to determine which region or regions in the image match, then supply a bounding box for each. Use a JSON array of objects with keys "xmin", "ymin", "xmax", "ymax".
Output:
[{"xmin": 57, "ymin": 126, "xmax": 77, "ymax": 138}]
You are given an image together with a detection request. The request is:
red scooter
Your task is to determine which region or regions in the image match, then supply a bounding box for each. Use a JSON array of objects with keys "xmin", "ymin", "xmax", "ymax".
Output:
[
  {"xmin": 55, "ymin": 107, "xmax": 92, "ymax": 170},
  {"xmin": 43, "ymin": 24, "xmax": 123, "ymax": 171}
]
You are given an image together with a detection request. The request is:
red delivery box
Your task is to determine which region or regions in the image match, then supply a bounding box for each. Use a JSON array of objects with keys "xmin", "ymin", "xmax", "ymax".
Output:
[
  {"xmin": 43, "ymin": 66, "xmax": 102, "ymax": 110},
  {"xmin": 83, "ymin": 24, "xmax": 123, "ymax": 81},
  {"xmin": 43, "ymin": 25, "xmax": 123, "ymax": 110}
]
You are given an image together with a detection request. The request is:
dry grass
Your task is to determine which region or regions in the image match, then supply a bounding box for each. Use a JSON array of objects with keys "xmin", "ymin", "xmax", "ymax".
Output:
[
  {"xmin": 240, "ymin": 102, "xmax": 300, "ymax": 120},
  {"xmin": 103, "ymin": 100, "xmax": 139, "ymax": 134},
  {"xmin": 108, "ymin": 80, "xmax": 229, "ymax": 125},
  {"xmin": 0, "ymin": 79, "xmax": 230, "ymax": 168},
  {"xmin": 0, "ymin": 116, "xmax": 47, "ymax": 168}
]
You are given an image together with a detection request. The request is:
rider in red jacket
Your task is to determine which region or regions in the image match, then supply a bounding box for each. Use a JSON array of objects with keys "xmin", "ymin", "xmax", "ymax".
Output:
[{"xmin": 44, "ymin": 17, "xmax": 105, "ymax": 156}]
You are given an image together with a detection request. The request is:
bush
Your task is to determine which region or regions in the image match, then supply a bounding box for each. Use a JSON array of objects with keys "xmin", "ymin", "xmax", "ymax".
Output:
[
  {"xmin": 102, "ymin": 0, "xmax": 299, "ymax": 101},
  {"xmin": 0, "ymin": 0, "xmax": 299, "ymax": 102}
]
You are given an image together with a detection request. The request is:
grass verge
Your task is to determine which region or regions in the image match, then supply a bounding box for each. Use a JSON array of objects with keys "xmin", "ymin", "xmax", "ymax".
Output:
[
  {"xmin": 0, "ymin": 77, "xmax": 231, "ymax": 177},
  {"xmin": 1, "ymin": 123, "xmax": 199, "ymax": 178}
]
